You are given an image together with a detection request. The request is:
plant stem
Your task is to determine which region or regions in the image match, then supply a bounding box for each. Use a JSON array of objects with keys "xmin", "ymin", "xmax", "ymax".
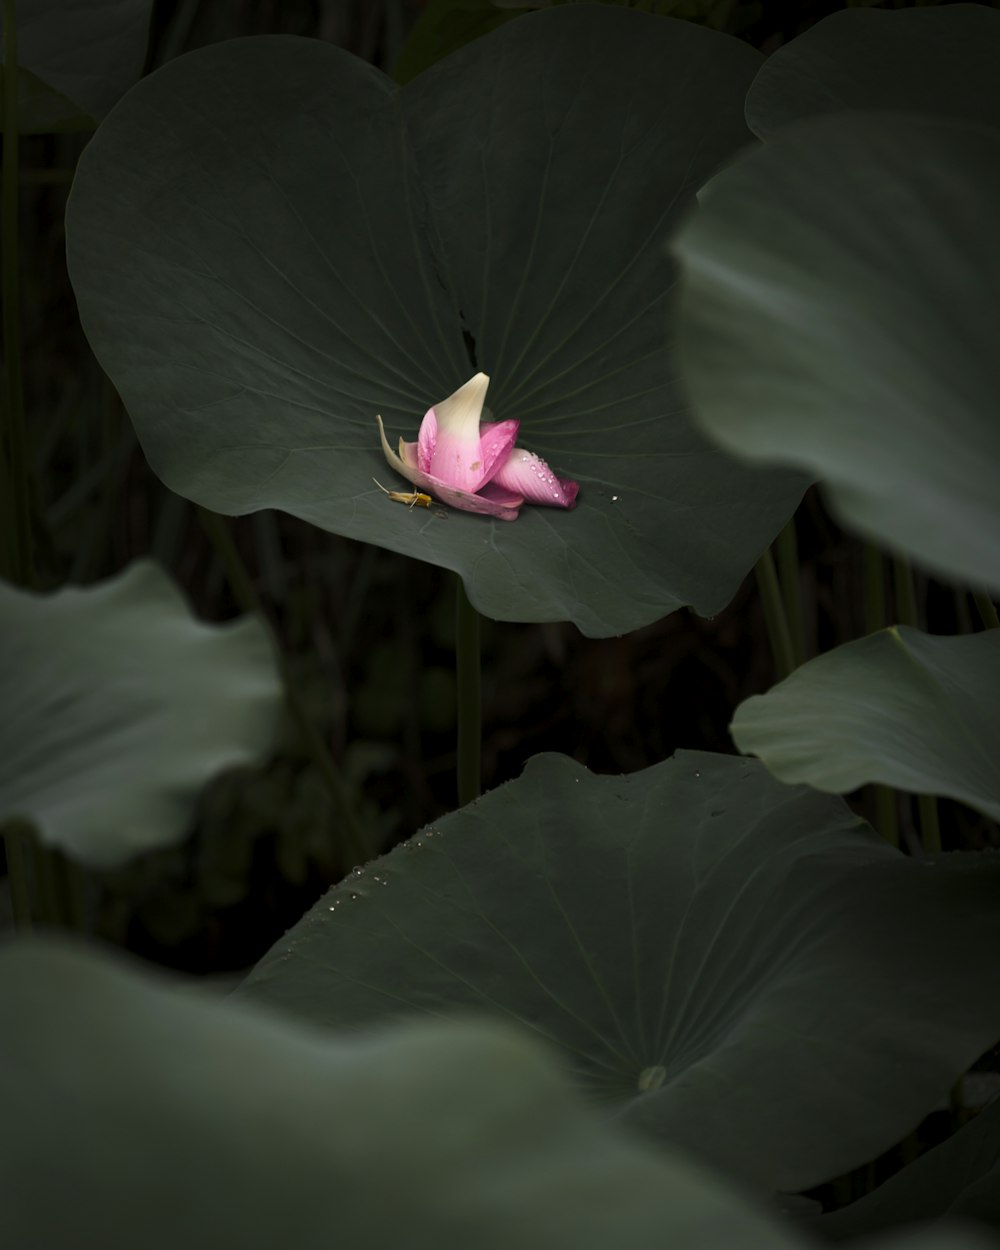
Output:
[
  {"xmin": 1, "ymin": 0, "xmax": 35, "ymax": 587},
  {"xmin": 34, "ymin": 838, "xmax": 64, "ymax": 926},
  {"xmin": 892, "ymin": 556, "xmax": 919, "ymax": 630},
  {"xmin": 892, "ymin": 557, "xmax": 940, "ymax": 851},
  {"xmin": 197, "ymin": 506, "xmax": 370, "ymax": 866},
  {"xmin": 51, "ymin": 849, "xmax": 87, "ymax": 929},
  {"xmin": 861, "ymin": 546, "xmax": 898, "ymax": 844},
  {"xmin": 4, "ymin": 817, "xmax": 80, "ymax": 928},
  {"xmin": 917, "ymin": 793, "xmax": 942, "ymax": 855},
  {"xmin": 973, "ymin": 591, "xmax": 1000, "ymax": 630},
  {"xmin": 863, "ymin": 544, "xmax": 886, "ymax": 635},
  {"xmin": 775, "ymin": 517, "xmax": 806, "ymax": 667},
  {"xmin": 874, "ymin": 785, "xmax": 899, "ymax": 850},
  {"xmin": 454, "ymin": 573, "xmax": 482, "ymax": 806},
  {"xmin": 3, "ymin": 821, "xmax": 33, "ymax": 931},
  {"xmin": 754, "ymin": 547, "xmax": 796, "ymax": 681},
  {"xmin": 18, "ymin": 167, "xmax": 76, "ymax": 185}
]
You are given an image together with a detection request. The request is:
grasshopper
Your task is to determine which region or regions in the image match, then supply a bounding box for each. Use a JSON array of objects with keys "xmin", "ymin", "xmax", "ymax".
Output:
[{"xmin": 372, "ymin": 477, "xmax": 433, "ymax": 509}]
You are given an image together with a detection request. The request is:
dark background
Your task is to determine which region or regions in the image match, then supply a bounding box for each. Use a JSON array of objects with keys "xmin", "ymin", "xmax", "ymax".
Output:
[{"xmin": 10, "ymin": 0, "xmax": 998, "ymax": 980}]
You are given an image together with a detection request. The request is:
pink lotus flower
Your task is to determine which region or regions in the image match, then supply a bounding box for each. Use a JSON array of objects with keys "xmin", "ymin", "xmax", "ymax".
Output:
[{"xmin": 376, "ymin": 373, "xmax": 578, "ymax": 521}]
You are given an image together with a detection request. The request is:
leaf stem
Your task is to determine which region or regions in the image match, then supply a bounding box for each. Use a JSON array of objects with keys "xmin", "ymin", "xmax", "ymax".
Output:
[
  {"xmin": 893, "ymin": 557, "xmax": 940, "ymax": 852},
  {"xmin": 754, "ymin": 547, "xmax": 796, "ymax": 681},
  {"xmin": 874, "ymin": 786, "xmax": 899, "ymax": 850},
  {"xmin": 34, "ymin": 838, "xmax": 65, "ymax": 926},
  {"xmin": 862, "ymin": 545, "xmax": 898, "ymax": 845},
  {"xmin": 455, "ymin": 573, "xmax": 482, "ymax": 806},
  {"xmin": 892, "ymin": 556, "xmax": 918, "ymax": 630},
  {"xmin": 3, "ymin": 821, "xmax": 33, "ymax": 931},
  {"xmin": 775, "ymin": 516, "xmax": 806, "ymax": 667},
  {"xmin": 1, "ymin": 0, "xmax": 35, "ymax": 587},
  {"xmin": 917, "ymin": 793, "xmax": 942, "ymax": 855},
  {"xmin": 197, "ymin": 507, "xmax": 370, "ymax": 866},
  {"xmin": 863, "ymin": 544, "xmax": 886, "ymax": 635},
  {"xmin": 973, "ymin": 591, "xmax": 1000, "ymax": 630}
]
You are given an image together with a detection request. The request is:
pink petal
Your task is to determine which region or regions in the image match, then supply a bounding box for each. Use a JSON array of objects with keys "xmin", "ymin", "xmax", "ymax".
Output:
[
  {"xmin": 394, "ymin": 431, "xmax": 520, "ymax": 520},
  {"xmin": 490, "ymin": 448, "xmax": 579, "ymax": 509},
  {"xmin": 425, "ymin": 373, "xmax": 494, "ymax": 491},
  {"xmin": 429, "ymin": 426, "xmax": 489, "ymax": 493},
  {"xmin": 416, "ymin": 407, "xmax": 436, "ymax": 474},
  {"xmin": 431, "ymin": 481, "xmax": 522, "ymax": 521},
  {"xmin": 477, "ymin": 481, "xmax": 525, "ymax": 509},
  {"xmin": 476, "ymin": 420, "xmax": 521, "ymax": 485}
]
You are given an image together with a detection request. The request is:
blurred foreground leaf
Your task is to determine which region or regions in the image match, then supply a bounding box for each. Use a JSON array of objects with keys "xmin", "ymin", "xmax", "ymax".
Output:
[
  {"xmin": 672, "ymin": 114, "xmax": 1000, "ymax": 594},
  {"xmin": 0, "ymin": 560, "xmax": 281, "ymax": 868},
  {"xmin": 0, "ymin": 936, "xmax": 803, "ymax": 1250}
]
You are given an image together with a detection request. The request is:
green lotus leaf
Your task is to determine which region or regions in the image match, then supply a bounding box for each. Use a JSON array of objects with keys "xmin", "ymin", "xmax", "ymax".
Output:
[
  {"xmin": 236, "ymin": 750, "xmax": 1000, "ymax": 1192},
  {"xmin": 65, "ymin": 8, "xmax": 805, "ymax": 636},
  {"xmin": 0, "ymin": 560, "xmax": 281, "ymax": 868},
  {"xmin": 0, "ymin": 0, "xmax": 153, "ymax": 133},
  {"xmin": 745, "ymin": 3, "xmax": 1000, "ymax": 139},
  {"xmin": 731, "ymin": 626, "xmax": 1000, "ymax": 821},
  {"xmin": 671, "ymin": 113, "xmax": 1000, "ymax": 594},
  {"xmin": 394, "ymin": 0, "xmax": 748, "ymax": 84},
  {"xmin": 5, "ymin": 938, "xmax": 993, "ymax": 1250},
  {"xmin": 0, "ymin": 936, "xmax": 806, "ymax": 1250}
]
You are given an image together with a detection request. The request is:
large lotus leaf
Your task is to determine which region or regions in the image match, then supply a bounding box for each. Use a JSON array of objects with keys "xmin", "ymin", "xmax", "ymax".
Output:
[
  {"xmin": 731, "ymin": 626, "xmax": 1000, "ymax": 821},
  {"xmin": 0, "ymin": 937, "xmax": 811, "ymax": 1250},
  {"xmin": 745, "ymin": 4, "xmax": 1000, "ymax": 140},
  {"xmin": 820, "ymin": 1094, "xmax": 1000, "ymax": 1243},
  {"xmin": 65, "ymin": 8, "xmax": 806, "ymax": 637},
  {"xmin": 0, "ymin": 0, "xmax": 153, "ymax": 133},
  {"xmin": 0, "ymin": 560, "xmax": 281, "ymax": 868},
  {"xmin": 670, "ymin": 113, "xmax": 1000, "ymax": 595},
  {"xmin": 235, "ymin": 750, "xmax": 1000, "ymax": 1193},
  {"xmin": 393, "ymin": 0, "xmax": 746, "ymax": 84},
  {"xmin": 4, "ymin": 941, "xmax": 994, "ymax": 1250}
]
